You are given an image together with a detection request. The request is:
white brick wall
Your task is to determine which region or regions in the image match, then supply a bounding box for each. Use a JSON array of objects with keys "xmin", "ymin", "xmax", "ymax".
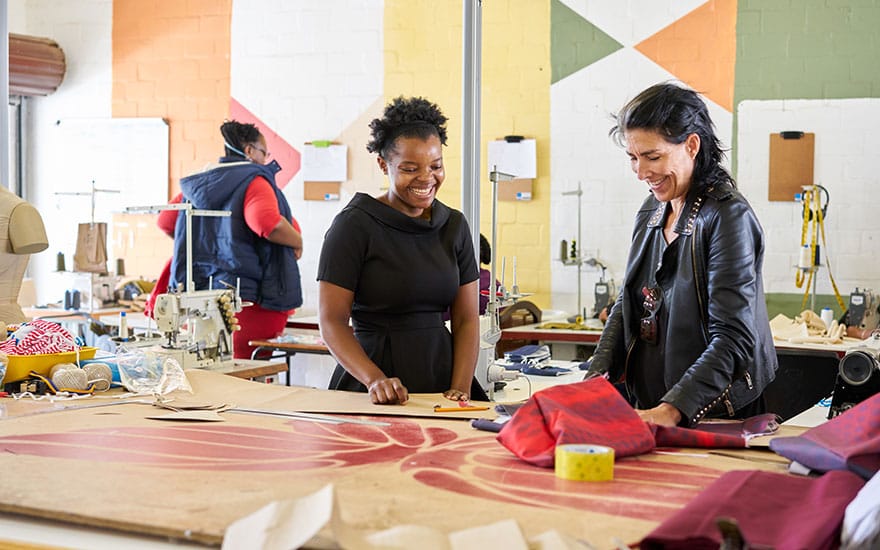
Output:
[
  {"xmin": 11, "ymin": 0, "xmax": 113, "ymax": 306},
  {"xmin": 231, "ymin": 0, "xmax": 385, "ymax": 315},
  {"xmin": 549, "ymin": 45, "xmax": 733, "ymax": 315},
  {"xmin": 738, "ymin": 98, "xmax": 880, "ymax": 296}
]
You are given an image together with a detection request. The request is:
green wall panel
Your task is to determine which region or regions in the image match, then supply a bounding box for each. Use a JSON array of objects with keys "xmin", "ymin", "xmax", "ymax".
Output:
[
  {"xmin": 735, "ymin": 0, "xmax": 880, "ymax": 102},
  {"xmin": 551, "ymin": 0, "xmax": 622, "ymax": 84}
]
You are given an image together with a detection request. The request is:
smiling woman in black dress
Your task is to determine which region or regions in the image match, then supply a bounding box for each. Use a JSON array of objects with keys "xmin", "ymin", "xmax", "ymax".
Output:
[{"xmin": 317, "ymin": 96, "xmax": 482, "ymax": 405}]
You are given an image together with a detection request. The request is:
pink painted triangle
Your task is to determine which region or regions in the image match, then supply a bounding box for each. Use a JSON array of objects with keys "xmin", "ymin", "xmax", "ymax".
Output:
[{"xmin": 229, "ymin": 98, "xmax": 300, "ymax": 189}]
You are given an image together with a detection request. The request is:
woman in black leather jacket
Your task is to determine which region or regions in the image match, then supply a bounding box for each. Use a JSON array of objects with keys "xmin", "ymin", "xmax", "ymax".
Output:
[{"xmin": 587, "ymin": 82, "xmax": 777, "ymax": 428}]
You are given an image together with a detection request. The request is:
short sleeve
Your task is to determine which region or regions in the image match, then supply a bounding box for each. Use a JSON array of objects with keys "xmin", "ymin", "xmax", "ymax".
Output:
[
  {"xmin": 157, "ymin": 193, "xmax": 183, "ymax": 236},
  {"xmin": 243, "ymin": 176, "xmax": 283, "ymax": 237},
  {"xmin": 316, "ymin": 208, "xmax": 368, "ymax": 291},
  {"xmin": 455, "ymin": 214, "xmax": 480, "ymax": 286}
]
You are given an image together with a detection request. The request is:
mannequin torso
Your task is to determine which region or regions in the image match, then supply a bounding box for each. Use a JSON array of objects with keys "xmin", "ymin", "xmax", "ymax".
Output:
[{"xmin": 0, "ymin": 186, "xmax": 48, "ymax": 323}]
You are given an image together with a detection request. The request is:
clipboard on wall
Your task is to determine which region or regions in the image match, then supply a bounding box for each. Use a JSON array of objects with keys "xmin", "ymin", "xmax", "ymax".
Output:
[
  {"xmin": 488, "ymin": 136, "xmax": 537, "ymax": 201},
  {"xmin": 768, "ymin": 132, "xmax": 814, "ymax": 201},
  {"xmin": 302, "ymin": 141, "xmax": 347, "ymax": 201}
]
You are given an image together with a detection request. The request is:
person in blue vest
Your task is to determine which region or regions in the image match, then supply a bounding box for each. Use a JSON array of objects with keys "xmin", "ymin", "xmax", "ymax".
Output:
[{"xmin": 169, "ymin": 120, "xmax": 303, "ymax": 358}]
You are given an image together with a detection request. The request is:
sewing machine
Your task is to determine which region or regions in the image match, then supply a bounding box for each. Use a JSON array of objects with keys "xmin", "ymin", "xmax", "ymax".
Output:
[
  {"xmin": 846, "ymin": 288, "xmax": 880, "ymax": 332},
  {"xmin": 122, "ymin": 203, "xmax": 241, "ymax": 370},
  {"xmin": 151, "ymin": 288, "xmax": 241, "ymax": 370}
]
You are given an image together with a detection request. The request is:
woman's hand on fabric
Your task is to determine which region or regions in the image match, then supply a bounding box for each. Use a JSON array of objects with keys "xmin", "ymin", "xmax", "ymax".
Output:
[
  {"xmin": 636, "ymin": 402, "xmax": 682, "ymax": 427},
  {"xmin": 367, "ymin": 377, "xmax": 409, "ymax": 405},
  {"xmin": 442, "ymin": 388, "xmax": 469, "ymax": 402}
]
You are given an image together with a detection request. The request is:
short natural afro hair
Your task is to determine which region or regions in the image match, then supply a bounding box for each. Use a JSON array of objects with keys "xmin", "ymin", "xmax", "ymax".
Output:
[
  {"xmin": 220, "ymin": 120, "xmax": 261, "ymax": 158},
  {"xmin": 366, "ymin": 96, "xmax": 448, "ymax": 159}
]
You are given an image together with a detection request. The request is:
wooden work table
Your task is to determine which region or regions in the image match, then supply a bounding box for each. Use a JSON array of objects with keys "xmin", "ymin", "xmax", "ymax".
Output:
[
  {"xmin": 216, "ymin": 359, "xmax": 288, "ymax": 382},
  {"xmin": 0, "ymin": 369, "xmax": 798, "ymax": 549},
  {"xmin": 500, "ymin": 322, "xmax": 603, "ymax": 344},
  {"xmin": 249, "ymin": 329, "xmax": 331, "ymax": 386}
]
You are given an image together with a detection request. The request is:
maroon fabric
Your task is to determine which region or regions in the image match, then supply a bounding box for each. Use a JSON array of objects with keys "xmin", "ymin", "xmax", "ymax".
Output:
[
  {"xmin": 640, "ymin": 469, "xmax": 865, "ymax": 550},
  {"xmin": 770, "ymin": 392, "xmax": 880, "ymax": 480},
  {"xmin": 497, "ymin": 378, "xmax": 655, "ymax": 467}
]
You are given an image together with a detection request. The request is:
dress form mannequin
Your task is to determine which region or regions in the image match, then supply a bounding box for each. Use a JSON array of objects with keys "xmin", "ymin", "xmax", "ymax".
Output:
[{"xmin": 0, "ymin": 186, "xmax": 49, "ymax": 324}]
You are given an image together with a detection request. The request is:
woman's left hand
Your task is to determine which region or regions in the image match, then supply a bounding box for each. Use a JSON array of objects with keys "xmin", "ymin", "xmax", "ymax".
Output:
[
  {"xmin": 636, "ymin": 403, "xmax": 682, "ymax": 427},
  {"xmin": 443, "ymin": 388, "xmax": 469, "ymax": 402}
]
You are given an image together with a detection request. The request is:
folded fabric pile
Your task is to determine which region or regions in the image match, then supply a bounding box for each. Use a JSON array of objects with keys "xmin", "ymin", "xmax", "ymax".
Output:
[
  {"xmin": 640, "ymin": 390, "xmax": 880, "ymax": 549},
  {"xmin": 769, "ymin": 311, "xmax": 850, "ymax": 344},
  {"xmin": 769, "ymin": 391, "xmax": 880, "ymax": 480},
  {"xmin": 503, "ymin": 344, "xmax": 551, "ymax": 364},
  {"xmin": 0, "ymin": 319, "xmax": 82, "ymax": 355},
  {"xmin": 497, "ymin": 377, "xmax": 751, "ymax": 467},
  {"xmin": 639, "ymin": 469, "xmax": 865, "ymax": 549}
]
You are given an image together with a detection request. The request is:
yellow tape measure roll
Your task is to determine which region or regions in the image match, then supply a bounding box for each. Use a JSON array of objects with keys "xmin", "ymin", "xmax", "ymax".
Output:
[{"xmin": 555, "ymin": 444, "xmax": 614, "ymax": 481}]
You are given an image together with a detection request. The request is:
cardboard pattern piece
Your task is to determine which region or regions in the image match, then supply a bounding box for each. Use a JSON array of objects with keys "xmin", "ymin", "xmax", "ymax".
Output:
[{"xmin": 0, "ymin": 370, "xmax": 788, "ymax": 548}]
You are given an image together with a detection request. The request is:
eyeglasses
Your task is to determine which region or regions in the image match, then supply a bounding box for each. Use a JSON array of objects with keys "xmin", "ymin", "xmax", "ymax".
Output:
[
  {"xmin": 250, "ymin": 144, "xmax": 271, "ymax": 159},
  {"xmin": 640, "ymin": 286, "xmax": 662, "ymax": 345}
]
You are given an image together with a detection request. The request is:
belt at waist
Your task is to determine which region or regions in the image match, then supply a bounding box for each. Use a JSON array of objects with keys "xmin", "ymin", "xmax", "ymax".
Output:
[{"xmin": 352, "ymin": 311, "xmax": 445, "ymax": 332}]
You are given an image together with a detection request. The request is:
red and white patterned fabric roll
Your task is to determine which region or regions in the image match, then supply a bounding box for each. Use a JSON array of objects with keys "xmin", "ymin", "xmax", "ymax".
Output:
[{"xmin": 0, "ymin": 319, "xmax": 79, "ymax": 356}]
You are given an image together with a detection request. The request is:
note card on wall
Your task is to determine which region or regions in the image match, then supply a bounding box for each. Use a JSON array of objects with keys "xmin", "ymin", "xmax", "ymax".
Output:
[
  {"xmin": 302, "ymin": 143, "xmax": 348, "ymax": 182},
  {"xmin": 487, "ymin": 138, "xmax": 537, "ymax": 179}
]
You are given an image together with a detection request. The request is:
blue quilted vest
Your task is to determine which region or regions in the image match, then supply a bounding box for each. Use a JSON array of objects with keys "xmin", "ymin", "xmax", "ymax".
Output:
[{"xmin": 170, "ymin": 158, "xmax": 303, "ymax": 311}]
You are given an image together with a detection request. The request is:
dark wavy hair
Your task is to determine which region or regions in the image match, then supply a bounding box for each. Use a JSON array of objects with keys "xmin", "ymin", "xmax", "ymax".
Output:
[
  {"xmin": 479, "ymin": 234, "xmax": 491, "ymax": 265},
  {"xmin": 220, "ymin": 120, "xmax": 261, "ymax": 159},
  {"xmin": 366, "ymin": 96, "xmax": 448, "ymax": 160},
  {"xmin": 609, "ymin": 82, "xmax": 735, "ymax": 189}
]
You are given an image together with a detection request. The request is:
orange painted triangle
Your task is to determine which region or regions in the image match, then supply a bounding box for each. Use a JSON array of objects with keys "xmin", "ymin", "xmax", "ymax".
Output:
[{"xmin": 635, "ymin": 0, "xmax": 736, "ymax": 112}]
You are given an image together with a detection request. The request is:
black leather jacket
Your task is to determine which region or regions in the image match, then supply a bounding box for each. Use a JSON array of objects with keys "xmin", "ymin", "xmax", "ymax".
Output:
[{"xmin": 588, "ymin": 183, "xmax": 778, "ymax": 426}]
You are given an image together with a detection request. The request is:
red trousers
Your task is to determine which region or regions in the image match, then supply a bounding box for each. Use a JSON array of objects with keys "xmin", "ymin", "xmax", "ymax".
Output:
[{"xmin": 233, "ymin": 302, "xmax": 291, "ymax": 359}]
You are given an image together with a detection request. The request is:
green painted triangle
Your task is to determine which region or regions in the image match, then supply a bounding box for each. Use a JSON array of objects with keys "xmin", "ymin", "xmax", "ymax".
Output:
[{"xmin": 552, "ymin": 0, "xmax": 623, "ymax": 84}]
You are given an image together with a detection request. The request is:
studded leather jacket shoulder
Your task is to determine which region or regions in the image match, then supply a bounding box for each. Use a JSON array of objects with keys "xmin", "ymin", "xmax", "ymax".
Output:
[{"xmin": 588, "ymin": 183, "xmax": 778, "ymax": 426}]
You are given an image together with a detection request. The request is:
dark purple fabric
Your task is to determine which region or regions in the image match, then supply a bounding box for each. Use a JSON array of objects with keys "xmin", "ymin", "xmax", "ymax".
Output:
[
  {"xmin": 692, "ymin": 413, "xmax": 780, "ymax": 438},
  {"xmin": 769, "ymin": 392, "xmax": 880, "ymax": 479},
  {"xmin": 640, "ymin": 469, "xmax": 865, "ymax": 550}
]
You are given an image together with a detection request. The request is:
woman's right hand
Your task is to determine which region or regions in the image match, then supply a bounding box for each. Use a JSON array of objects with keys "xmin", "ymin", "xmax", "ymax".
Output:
[{"xmin": 367, "ymin": 377, "xmax": 409, "ymax": 405}]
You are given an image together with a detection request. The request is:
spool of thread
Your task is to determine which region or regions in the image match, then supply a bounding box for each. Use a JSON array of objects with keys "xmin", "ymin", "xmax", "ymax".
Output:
[
  {"xmin": 50, "ymin": 362, "xmax": 79, "ymax": 378},
  {"xmin": 83, "ymin": 362, "xmax": 113, "ymax": 391},
  {"xmin": 116, "ymin": 258, "xmax": 125, "ymax": 277},
  {"xmin": 821, "ymin": 307, "xmax": 834, "ymax": 331},
  {"xmin": 52, "ymin": 367, "xmax": 89, "ymax": 391},
  {"xmin": 798, "ymin": 245, "xmax": 812, "ymax": 269},
  {"xmin": 119, "ymin": 311, "xmax": 128, "ymax": 341},
  {"xmin": 56, "ymin": 252, "xmax": 66, "ymax": 272},
  {"xmin": 554, "ymin": 444, "xmax": 615, "ymax": 481}
]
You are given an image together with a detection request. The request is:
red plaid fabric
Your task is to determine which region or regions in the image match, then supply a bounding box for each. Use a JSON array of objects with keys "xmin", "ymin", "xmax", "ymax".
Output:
[
  {"xmin": 0, "ymin": 320, "xmax": 78, "ymax": 355},
  {"xmin": 652, "ymin": 424, "xmax": 748, "ymax": 449},
  {"xmin": 497, "ymin": 377, "xmax": 749, "ymax": 468},
  {"xmin": 497, "ymin": 378, "xmax": 656, "ymax": 467}
]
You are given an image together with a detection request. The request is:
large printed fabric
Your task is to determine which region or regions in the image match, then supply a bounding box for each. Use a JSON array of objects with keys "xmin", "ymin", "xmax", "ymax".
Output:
[
  {"xmin": 640, "ymin": 469, "xmax": 866, "ymax": 550},
  {"xmin": 497, "ymin": 378, "xmax": 747, "ymax": 468},
  {"xmin": 769, "ymin": 392, "xmax": 880, "ymax": 480}
]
